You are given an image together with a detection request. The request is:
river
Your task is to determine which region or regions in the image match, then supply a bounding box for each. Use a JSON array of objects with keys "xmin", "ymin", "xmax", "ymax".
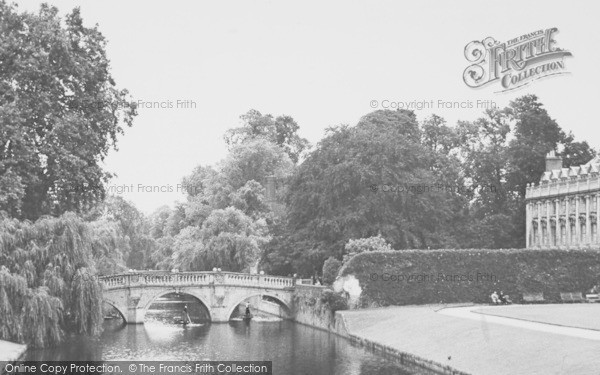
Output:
[{"xmin": 24, "ymin": 295, "xmax": 416, "ymax": 375}]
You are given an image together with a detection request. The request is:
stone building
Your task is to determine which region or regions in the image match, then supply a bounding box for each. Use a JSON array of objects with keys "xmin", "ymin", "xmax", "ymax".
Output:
[{"xmin": 525, "ymin": 152, "xmax": 599, "ymax": 249}]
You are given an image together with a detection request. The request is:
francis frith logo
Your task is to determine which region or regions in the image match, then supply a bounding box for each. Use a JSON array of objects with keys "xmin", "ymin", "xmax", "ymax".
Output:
[{"xmin": 463, "ymin": 28, "xmax": 572, "ymax": 92}]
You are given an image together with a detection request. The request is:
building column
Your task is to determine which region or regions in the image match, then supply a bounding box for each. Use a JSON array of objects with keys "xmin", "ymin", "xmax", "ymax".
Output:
[
  {"xmin": 597, "ymin": 193, "xmax": 600, "ymax": 245},
  {"xmin": 537, "ymin": 202, "xmax": 544, "ymax": 247},
  {"xmin": 585, "ymin": 195, "xmax": 591, "ymax": 247},
  {"xmin": 575, "ymin": 195, "xmax": 580, "ymax": 248},
  {"xmin": 525, "ymin": 202, "xmax": 531, "ymax": 248},
  {"xmin": 555, "ymin": 199, "xmax": 560, "ymax": 248},
  {"xmin": 565, "ymin": 198, "xmax": 571, "ymax": 248},
  {"xmin": 546, "ymin": 200, "xmax": 552, "ymax": 248}
]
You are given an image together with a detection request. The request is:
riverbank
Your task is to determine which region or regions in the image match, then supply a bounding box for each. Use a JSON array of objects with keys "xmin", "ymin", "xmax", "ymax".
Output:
[
  {"xmin": 338, "ymin": 304, "xmax": 600, "ymax": 375},
  {"xmin": 0, "ymin": 339, "xmax": 27, "ymax": 362}
]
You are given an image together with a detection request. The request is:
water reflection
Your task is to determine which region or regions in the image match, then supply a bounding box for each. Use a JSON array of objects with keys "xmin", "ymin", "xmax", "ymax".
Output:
[{"xmin": 26, "ymin": 298, "xmax": 417, "ymax": 375}]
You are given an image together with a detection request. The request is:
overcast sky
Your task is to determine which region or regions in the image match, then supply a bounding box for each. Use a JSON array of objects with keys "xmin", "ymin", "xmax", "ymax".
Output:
[{"xmin": 16, "ymin": 0, "xmax": 600, "ymax": 213}]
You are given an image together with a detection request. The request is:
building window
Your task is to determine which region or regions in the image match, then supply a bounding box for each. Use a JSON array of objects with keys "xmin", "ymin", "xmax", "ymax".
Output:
[
  {"xmin": 561, "ymin": 224, "xmax": 566, "ymax": 245},
  {"xmin": 542, "ymin": 225, "xmax": 547, "ymax": 246}
]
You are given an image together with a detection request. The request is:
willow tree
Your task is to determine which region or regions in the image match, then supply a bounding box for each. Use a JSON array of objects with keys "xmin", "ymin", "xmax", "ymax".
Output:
[{"xmin": 0, "ymin": 213, "xmax": 104, "ymax": 347}]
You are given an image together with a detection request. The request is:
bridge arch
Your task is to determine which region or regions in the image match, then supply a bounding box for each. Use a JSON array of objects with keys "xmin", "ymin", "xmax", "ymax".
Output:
[
  {"xmin": 103, "ymin": 299, "xmax": 127, "ymax": 322},
  {"xmin": 225, "ymin": 292, "xmax": 292, "ymax": 320},
  {"xmin": 139, "ymin": 288, "xmax": 212, "ymax": 323}
]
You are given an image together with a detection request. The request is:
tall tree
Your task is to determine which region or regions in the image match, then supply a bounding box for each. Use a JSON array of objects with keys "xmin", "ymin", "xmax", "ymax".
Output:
[
  {"xmin": 0, "ymin": 3, "xmax": 136, "ymax": 220},
  {"xmin": 506, "ymin": 95, "xmax": 565, "ymax": 197},
  {"xmin": 84, "ymin": 196, "xmax": 155, "ymax": 270},
  {"xmin": 457, "ymin": 96, "xmax": 596, "ymax": 248},
  {"xmin": 171, "ymin": 207, "xmax": 269, "ymax": 272},
  {"xmin": 224, "ymin": 109, "xmax": 310, "ymax": 163},
  {"xmin": 281, "ymin": 110, "xmax": 463, "ymax": 274}
]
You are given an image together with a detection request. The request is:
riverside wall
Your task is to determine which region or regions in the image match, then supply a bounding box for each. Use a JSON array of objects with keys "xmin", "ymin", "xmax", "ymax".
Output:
[{"xmin": 291, "ymin": 284, "xmax": 466, "ymax": 375}]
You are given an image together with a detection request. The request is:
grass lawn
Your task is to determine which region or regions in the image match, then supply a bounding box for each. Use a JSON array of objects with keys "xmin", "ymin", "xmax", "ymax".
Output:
[
  {"xmin": 474, "ymin": 303, "xmax": 600, "ymax": 330},
  {"xmin": 340, "ymin": 304, "xmax": 600, "ymax": 375}
]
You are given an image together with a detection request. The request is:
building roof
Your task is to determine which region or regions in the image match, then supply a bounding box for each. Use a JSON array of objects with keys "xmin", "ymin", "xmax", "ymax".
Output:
[{"xmin": 540, "ymin": 156, "xmax": 600, "ymax": 182}]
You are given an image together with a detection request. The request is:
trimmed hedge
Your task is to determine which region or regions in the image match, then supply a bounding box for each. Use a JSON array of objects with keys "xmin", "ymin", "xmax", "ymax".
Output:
[{"xmin": 338, "ymin": 249, "xmax": 600, "ymax": 306}]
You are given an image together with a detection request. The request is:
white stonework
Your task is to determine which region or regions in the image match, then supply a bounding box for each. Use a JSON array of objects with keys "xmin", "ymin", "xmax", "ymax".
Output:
[
  {"xmin": 101, "ymin": 271, "xmax": 295, "ymax": 323},
  {"xmin": 525, "ymin": 153, "xmax": 600, "ymax": 249}
]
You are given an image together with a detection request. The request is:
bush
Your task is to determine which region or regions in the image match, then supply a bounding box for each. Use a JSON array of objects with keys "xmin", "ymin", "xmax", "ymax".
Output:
[
  {"xmin": 322, "ymin": 257, "xmax": 342, "ymax": 285},
  {"xmin": 339, "ymin": 248, "xmax": 600, "ymax": 306},
  {"xmin": 319, "ymin": 289, "xmax": 348, "ymax": 313},
  {"xmin": 345, "ymin": 235, "xmax": 393, "ymax": 255}
]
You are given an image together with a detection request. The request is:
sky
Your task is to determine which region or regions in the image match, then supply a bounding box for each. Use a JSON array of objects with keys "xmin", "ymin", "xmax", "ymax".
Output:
[{"xmin": 15, "ymin": 0, "xmax": 600, "ymax": 213}]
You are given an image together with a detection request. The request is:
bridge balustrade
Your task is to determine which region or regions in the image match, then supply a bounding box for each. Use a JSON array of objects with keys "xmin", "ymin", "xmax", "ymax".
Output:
[{"xmin": 99, "ymin": 271, "xmax": 295, "ymax": 290}]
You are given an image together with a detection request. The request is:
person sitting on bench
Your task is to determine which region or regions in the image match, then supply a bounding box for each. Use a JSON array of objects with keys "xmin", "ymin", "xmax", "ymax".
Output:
[
  {"xmin": 490, "ymin": 291, "xmax": 500, "ymax": 304},
  {"xmin": 499, "ymin": 291, "xmax": 512, "ymax": 304}
]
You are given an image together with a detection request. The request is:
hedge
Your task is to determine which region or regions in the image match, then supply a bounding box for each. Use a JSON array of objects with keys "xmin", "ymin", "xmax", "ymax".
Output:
[{"xmin": 338, "ymin": 248, "xmax": 600, "ymax": 306}]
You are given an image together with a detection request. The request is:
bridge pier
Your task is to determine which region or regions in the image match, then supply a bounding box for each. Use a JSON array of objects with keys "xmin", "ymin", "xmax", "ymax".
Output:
[
  {"xmin": 125, "ymin": 307, "xmax": 145, "ymax": 324},
  {"xmin": 210, "ymin": 306, "xmax": 232, "ymax": 323}
]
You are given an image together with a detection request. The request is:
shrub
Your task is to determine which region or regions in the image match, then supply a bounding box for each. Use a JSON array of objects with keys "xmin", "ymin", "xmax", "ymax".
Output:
[
  {"xmin": 345, "ymin": 235, "xmax": 393, "ymax": 255},
  {"xmin": 319, "ymin": 289, "xmax": 348, "ymax": 313},
  {"xmin": 322, "ymin": 257, "xmax": 342, "ymax": 285},
  {"xmin": 339, "ymin": 248, "xmax": 600, "ymax": 306}
]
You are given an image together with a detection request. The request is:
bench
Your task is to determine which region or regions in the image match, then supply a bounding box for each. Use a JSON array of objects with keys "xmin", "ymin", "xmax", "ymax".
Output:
[
  {"xmin": 560, "ymin": 292, "xmax": 585, "ymax": 303},
  {"xmin": 585, "ymin": 294, "xmax": 600, "ymax": 303},
  {"xmin": 522, "ymin": 292, "xmax": 545, "ymax": 303}
]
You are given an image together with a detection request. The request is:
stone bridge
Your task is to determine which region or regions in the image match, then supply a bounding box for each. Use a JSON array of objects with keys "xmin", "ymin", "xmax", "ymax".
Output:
[{"xmin": 100, "ymin": 271, "xmax": 300, "ymax": 323}]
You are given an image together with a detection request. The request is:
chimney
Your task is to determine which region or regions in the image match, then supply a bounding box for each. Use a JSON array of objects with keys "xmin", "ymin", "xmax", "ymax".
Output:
[{"xmin": 545, "ymin": 150, "xmax": 562, "ymax": 172}]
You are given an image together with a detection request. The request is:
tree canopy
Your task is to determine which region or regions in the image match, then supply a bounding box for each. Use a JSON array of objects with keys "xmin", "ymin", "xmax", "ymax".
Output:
[
  {"xmin": 224, "ymin": 109, "xmax": 310, "ymax": 163},
  {"xmin": 276, "ymin": 110, "xmax": 467, "ymax": 274},
  {"xmin": 265, "ymin": 97, "xmax": 596, "ymax": 274},
  {"xmin": 0, "ymin": 2, "xmax": 136, "ymax": 220},
  {"xmin": 0, "ymin": 2, "xmax": 135, "ymax": 348}
]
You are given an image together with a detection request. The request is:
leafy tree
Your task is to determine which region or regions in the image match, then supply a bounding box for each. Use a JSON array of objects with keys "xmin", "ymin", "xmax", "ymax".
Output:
[
  {"xmin": 178, "ymin": 138, "xmax": 291, "ymax": 224},
  {"xmin": 148, "ymin": 205, "xmax": 172, "ymax": 239},
  {"xmin": 165, "ymin": 203, "xmax": 188, "ymax": 237},
  {"xmin": 561, "ymin": 135, "xmax": 596, "ymax": 168},
  {"xmin": 506, "ymin": 95, "xmax": 566, "ymax": 198},
  {"xmin": 229, "ymin": 180, "xmax": 270, "ymax": 219},
  {"xmin": 220, "ymin": 137, "xmax": 294, "ymax": 190},
  {"xmin": 85, "ymin": 196, "xmax": 155, "ymax": 270},
  {"xmin": 224, "ymin": 109, "xmax": 310, "ymax": 163},
  {"xmin": 344, "ymin": 235, "xmax": 393, "ymax": 256},
  {"xmin": 421, "ymin": 115, "xmax": 460, "ymax": 154},
  {"xmin": 172, "ymin": 207, "xmax": 270, "ymax": 272},
  {"xmin": 322, "ymin": 257, "xmax": 342, "ymax": 285},
  {"xmin": 283, "ymin": 110, "xmax": 463, "ymax": 273},
  {"xmin": 457, "ymin": 96, "xmax": 596, "ymax": 248},
  {"xmin": 0, "ymin": 3, "xmax": 136, "ymax": 220},
  {"xmin": 151, "ymin": 236, "xmax": 175, "ymax": 271}
]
